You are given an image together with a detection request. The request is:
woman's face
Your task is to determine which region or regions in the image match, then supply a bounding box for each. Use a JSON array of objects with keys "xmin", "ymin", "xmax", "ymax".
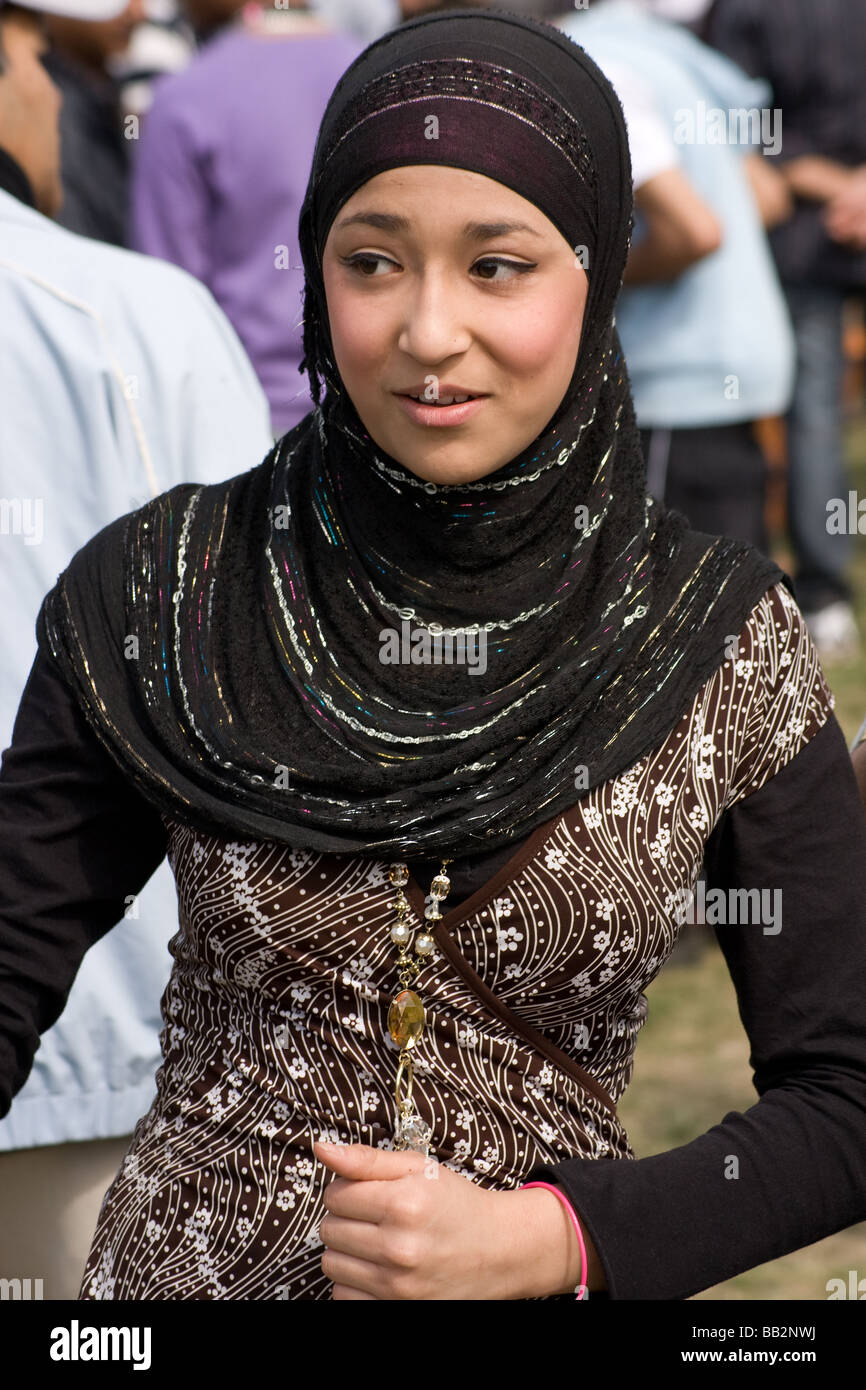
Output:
[{"xmin": 321, "ymin": 166, "xmax": 588, "ymax": 486}]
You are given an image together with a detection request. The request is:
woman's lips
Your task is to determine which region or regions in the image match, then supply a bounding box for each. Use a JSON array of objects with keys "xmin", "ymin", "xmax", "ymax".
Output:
[{"xmin": 395, "ymin": 393, "xmax": 488, "ymax": 427}]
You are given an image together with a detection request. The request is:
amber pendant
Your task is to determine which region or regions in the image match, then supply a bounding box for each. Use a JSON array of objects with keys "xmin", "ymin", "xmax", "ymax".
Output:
[{"xmin": 388, "ymin": 989, "xmax": 425, "ymax": 1049}]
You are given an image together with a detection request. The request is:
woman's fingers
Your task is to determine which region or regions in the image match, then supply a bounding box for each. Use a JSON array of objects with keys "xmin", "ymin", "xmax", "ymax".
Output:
[
  {"xmin": 322, "ymin": 1246, "xmax": 384, "ymax": 1298},
  {"xmin": 320, "ymin": 1212, "xmax": 382, "ymax": 1263},
  {"xmin": 321, "ymin": 1172, "xmax": 396, "ymax": 1222}
]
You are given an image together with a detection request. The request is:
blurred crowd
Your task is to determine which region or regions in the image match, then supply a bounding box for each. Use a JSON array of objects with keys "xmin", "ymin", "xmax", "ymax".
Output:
[{"xmin": 1, "ymin": 0, "xmax": 865, "ymax": 1297}]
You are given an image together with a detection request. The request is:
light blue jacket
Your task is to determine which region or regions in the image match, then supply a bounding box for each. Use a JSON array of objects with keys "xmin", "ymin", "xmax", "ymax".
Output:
[
  {"xmin": 560, "ymin": 2, "xmax": 795, "ymax": 428},
  {"xmin": 0, "ymin": 185, "xmax": 274, "ymax": 1149}
]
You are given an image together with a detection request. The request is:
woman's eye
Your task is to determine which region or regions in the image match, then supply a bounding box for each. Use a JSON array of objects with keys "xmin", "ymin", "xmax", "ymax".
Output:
[
  {"xmin": 472, "ymin": 257, "xmax": 537, "ymax": 282},
  {"xmin": 342, "ymin": 253, "xmax": 396, "ymax": 277},
  {"xmin": 341, "ymin": 254, "xmax": 537, "ymax": 281}
]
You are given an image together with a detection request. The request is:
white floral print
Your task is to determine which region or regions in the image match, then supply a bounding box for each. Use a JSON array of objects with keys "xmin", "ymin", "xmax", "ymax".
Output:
[{"xmin": 496, "ymin": 923, "xmax": 523, "ymax": 951}]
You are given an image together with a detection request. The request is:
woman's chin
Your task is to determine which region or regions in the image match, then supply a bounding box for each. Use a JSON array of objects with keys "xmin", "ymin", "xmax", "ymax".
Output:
[
  {"xmin": 374, "ymin": 433, "xmax": 513, "ymax": 487},
  {"xmin": 395, "ymin": 456, "xmax": 508, "ymax": 486}
]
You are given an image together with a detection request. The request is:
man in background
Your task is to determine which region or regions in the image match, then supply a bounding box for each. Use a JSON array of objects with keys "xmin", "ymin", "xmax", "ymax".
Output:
[
  {"xmin": 0, "ymin": 0, "xmax": 273, "ymax": 1296},
  {"xmin": 707, "ymin": 0, "xmax": 866, "ymax": 659},
  {"xmin": 42, "ymin": 0, "xmax": 145, "ymax": 243},
  {"xmin": 557, "ymin": 0, "xmax": 794, "ymax": 554}
]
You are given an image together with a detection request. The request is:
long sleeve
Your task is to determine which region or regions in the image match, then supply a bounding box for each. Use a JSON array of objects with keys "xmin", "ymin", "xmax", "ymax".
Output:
[
  {"xmin": 0, "ymin": 643, "xmax": 170, "ymax": 1119},
  {"xmin": 523, "ymin": 710, "xmax": 866, "ymax": 1299}
]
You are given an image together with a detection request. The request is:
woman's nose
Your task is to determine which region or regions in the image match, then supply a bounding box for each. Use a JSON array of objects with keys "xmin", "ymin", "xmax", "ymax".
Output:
[{"xmin": 395, "ymin": 270, "xmax": 473, "ymax": 364}]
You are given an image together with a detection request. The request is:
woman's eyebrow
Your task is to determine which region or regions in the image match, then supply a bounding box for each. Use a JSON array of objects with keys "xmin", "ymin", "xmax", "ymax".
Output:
[{"xmin": 334, "ymin": 211, "xmax": 543, "ymax": 240}]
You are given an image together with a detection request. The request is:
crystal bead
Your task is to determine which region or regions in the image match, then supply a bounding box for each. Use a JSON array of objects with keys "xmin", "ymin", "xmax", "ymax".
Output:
[
  {"xmin": 424, "ymin": 903, "xmax": 442, "ymax": 921},
  {"xmin": 390, "ymin": 922, "xmax": 410, "ymax": 947},
  {"xmin": 389, "ymin": 864, "xmax": 409, "ymax": 887},
  {"xmin": 415, "ymin": 933, "xmax": 434, "ymax": 956},
  {"xmin": 396, "ymin": 1113, "xmax": 432, "ymax": 1153},
  {"xmin": 388, "ymin": 989, "xmax": 425, "ymax": 1048},
  {"xmin": 430, "ymin": 874, "xmax": 450, "ymax": 898}
]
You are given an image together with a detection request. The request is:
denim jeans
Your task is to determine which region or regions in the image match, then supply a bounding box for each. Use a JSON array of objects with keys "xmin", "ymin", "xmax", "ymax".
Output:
[{"xmin": 783, "ymin": 282, "xmax": 852, "ymax": 612}]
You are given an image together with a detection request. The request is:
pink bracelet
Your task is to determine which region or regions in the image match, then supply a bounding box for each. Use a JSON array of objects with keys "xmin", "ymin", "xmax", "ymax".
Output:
[{"xmin": 521, "ymin": 1180, "xmax": 588, "ymax": 1300}]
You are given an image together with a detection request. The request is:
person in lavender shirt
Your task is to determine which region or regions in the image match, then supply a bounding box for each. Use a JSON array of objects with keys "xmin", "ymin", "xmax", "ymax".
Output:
[
  {"xmin": 129, "ymin": 1, "xmax": 363, "ymax": 437},
  {"xmin": 129, "ymin": 0, "xmax": 481, "ymax": 438}
]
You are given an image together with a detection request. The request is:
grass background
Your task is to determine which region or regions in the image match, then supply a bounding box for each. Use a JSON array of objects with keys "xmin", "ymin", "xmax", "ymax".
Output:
[{"xmin": 616, "ymin": 407, "xmax": 866, "ymax": 1301}]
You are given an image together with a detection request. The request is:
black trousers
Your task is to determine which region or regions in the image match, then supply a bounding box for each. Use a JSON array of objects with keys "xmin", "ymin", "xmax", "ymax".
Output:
[{"xmin": 639, "ymin": 422, "xmax": 769, "ymax": 555}]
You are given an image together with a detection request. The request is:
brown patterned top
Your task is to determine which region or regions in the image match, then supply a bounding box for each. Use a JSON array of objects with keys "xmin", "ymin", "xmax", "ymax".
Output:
[{"xmin": 77, "ymin": 581, "xmax": 836, "ymax": 1299}]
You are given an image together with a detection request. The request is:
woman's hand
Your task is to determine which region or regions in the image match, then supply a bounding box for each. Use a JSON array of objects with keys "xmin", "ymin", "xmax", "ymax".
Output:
[{"xmin": 313, "ymin": 1139, "xmax": 585, "ymax": 1300}]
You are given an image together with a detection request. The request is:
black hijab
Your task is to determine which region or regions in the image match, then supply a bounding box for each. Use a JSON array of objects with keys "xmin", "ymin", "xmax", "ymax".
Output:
[{"xmin": 37, "ymin": 6, "xmax": 788, "ymax": 858}]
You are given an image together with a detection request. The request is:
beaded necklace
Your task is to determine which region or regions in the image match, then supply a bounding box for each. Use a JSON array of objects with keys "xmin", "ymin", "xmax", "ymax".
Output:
[
  {"xmin": 385, "ymin": 855, "xmax": 590, "ymax": 1300},
  {"xmin": 386, "ymin": 859, "xmax": 452, "ymax": 1154}
]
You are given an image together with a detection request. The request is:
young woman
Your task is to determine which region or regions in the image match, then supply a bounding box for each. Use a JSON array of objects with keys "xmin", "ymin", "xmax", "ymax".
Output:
[{"xmin": 1, "ymin": 7, "xmax": 865, "ymax": 1301}]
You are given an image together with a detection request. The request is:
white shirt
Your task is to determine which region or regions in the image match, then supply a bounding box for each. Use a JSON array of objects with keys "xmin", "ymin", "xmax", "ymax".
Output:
[{"xmin": 0, "ymin": 185, "xmax": 274, "ymax": 1148}]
